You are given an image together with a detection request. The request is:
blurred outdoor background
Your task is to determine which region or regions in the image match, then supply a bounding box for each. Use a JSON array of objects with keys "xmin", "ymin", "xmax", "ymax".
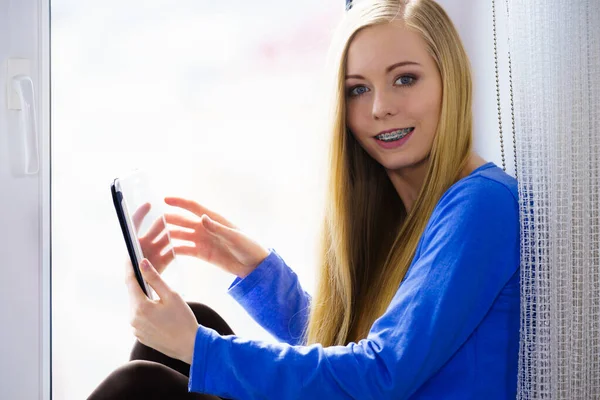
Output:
[{"xmin": 51, "ymin": 1, "xmax": 340, "ymax": 398}]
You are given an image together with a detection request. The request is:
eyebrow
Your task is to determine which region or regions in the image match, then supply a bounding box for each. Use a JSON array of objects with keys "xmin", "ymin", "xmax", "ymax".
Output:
[{"xmin": 345, "ymin": 61, "xmax": 421, "ymax": 80}]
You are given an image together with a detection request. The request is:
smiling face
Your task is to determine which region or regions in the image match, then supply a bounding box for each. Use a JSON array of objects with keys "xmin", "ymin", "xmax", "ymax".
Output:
[{"xmin": 344, "ymin": 20, "xmax": 443, "ymax": 172}]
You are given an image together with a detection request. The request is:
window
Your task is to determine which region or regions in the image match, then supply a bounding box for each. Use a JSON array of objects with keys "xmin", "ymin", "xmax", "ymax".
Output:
[{"xmin": 51, "ymin": 1, "xmax": 339, "ymax": 398}]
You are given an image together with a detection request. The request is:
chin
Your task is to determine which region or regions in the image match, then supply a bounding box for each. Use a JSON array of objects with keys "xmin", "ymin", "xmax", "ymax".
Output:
[
  {"xmin": 377, "ymin": 154, "xmax": 429, "ymax": 172},
  {"xmin": 383, "ymin": 162, "xmax": 411, "ymax": 172},
  {"xmin": 375, "ymin": 157, "xmax": 409, "ymax": 171}
]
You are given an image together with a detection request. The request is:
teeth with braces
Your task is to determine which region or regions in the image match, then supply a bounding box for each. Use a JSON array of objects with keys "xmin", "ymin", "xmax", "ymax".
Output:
[{"xmin": 376, "ymin": 127, "xmax": 414, "ymax": 141}]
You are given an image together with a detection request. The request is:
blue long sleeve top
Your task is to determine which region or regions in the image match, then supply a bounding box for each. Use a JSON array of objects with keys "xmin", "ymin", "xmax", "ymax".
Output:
[{"xmin": 188, "ymin": 162, "xmax": 520, "ymax": 399}]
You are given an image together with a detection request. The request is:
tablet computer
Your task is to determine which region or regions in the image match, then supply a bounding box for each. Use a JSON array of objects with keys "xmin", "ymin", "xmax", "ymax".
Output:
[
  {"xmin": 111, "ymin": 176, "xmax": 153, "ymax": 298},
  {"xmin": 112, "ymin": 169, "xmax": 177, "ymax": 299}
]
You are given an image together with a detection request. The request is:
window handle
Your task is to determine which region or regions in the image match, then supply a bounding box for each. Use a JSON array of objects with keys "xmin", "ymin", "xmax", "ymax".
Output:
[{"xmin": 12, "ymin": 75, "xmax": 39, "ymax": 175}]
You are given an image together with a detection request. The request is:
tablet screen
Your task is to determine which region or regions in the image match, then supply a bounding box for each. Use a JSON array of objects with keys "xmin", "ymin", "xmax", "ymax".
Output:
[{"xmin": 112, "ymin": 170, "xmax": 176, "ymax": 298}]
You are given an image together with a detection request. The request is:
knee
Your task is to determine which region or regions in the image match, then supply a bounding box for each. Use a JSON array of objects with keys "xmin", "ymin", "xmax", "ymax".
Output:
[
  {"xmin": 119, "ymin": 360, "xmax": 164, "ymax": 380},
  {"xmin": 187, "ymin": 301, "xmax": 217, "ymax": 319},
  {"xmin": 102, "ymin": 360, "xmax": 168, "ymax": 388},
  {"xmin": 88, "ymin": 361, "xmax": 185, "ymax": 400},
  {"xmin": 187, "ymin": 302, "xmax": 234, "ymax": 336}
]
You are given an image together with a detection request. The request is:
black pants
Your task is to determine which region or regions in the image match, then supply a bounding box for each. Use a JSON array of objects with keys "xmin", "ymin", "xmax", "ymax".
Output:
[{"xmin": 88, "ymin": 302, "xmax": 234, "ymax": 400}]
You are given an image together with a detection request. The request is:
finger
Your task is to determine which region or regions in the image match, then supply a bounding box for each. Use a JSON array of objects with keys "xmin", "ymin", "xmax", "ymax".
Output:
[
  {"xmin": 124, "ymin": 258, "xmax": 134, "ymax": 285},
  {"xmin": 164, "ymin": 197, "xmax": 208, "ymax": 218},
  {"xmin": 164, "ymin": 213, "xmax": 198, "ymax": 230},
  {"xmin": 168, "ymin": 228, "xmax": 196, "ymax": 242},
  {"xmin": 165, "ymin": 197, "xmax": 235, "ymax": 228},
  {"xmin": 143, "ymin": 216, "xmax": 168, "ymax": 241},
  {"xmin": 201, "ymin": 214, "xmax": 237, "ymax": 242},
  {"xmin": 131, "ymin": 203, "xmax": 152, "ymax": 232},
  {"xmin": 172, "ymin": 245, "xmax": 198, "ymax": 257},
  {"xmin": 158, "ymin": 249, "xmax": 175, "ymax": 266},
  {"xmin": 139, "ymin": 259, "xmax": 172, "ymax": 300},
  {"xmin": 153, "ymin": 232, "xmax": 170, "ymax": 250},
  {"xmin": 125, "ymin": 260, "xmax": 148, "ymax": 304}
]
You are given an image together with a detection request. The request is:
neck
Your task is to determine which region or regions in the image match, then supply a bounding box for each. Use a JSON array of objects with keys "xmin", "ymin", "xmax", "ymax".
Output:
[
  {"xmin": 386, "ymin": 157, "xmax": 431, "ymax": 214},
  {"xmin": 386, "ymin": 152, "xmax": 486, "ymax": 213}
]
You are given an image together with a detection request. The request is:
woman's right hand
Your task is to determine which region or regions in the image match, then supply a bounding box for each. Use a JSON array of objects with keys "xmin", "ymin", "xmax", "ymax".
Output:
[{"xmin": 163, "ymin": 197, "xmax": 270, "ymax": 279}]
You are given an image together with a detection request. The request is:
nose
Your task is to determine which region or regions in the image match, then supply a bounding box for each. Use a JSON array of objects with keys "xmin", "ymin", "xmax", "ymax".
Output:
[{"xmin": 372, "ymin": 88, "xmax": 399, "ymax": 120}]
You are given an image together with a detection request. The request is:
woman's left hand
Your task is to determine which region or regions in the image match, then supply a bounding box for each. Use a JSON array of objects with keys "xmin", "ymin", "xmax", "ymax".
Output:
[{"xmin": 126, "ymin": 258, "xmax": 199, "ymax": 364}]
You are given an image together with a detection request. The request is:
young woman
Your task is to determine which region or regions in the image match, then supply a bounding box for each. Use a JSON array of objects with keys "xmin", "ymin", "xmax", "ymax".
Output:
[{"xmin": 89, "ymin": 0, "xmax": 520, "ymax": 398}]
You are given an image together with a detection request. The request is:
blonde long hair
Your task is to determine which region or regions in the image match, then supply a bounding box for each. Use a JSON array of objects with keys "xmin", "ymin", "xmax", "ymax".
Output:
[{"xmin": 304, "ymin": 0, "xmax": 474, "ymax": 346}]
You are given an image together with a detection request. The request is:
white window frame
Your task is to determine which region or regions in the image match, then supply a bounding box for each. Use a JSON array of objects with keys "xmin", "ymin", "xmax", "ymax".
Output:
[{"xmin": 0, "ymin": 0, "xmax": 51, "ymax": 398}]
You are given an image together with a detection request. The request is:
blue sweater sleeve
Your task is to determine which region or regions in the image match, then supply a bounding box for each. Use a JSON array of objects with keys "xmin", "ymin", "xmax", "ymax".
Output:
[
  {"xmin": 188, "ymin": 178, "xmax": 520, "ymax": 399},
  {"xmin": 227, "ymin": 249, "xmax": 312, "ymax": 345}
]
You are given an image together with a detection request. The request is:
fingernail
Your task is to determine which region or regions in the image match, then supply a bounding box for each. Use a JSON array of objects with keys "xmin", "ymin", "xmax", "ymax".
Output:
[{"xmin": 141, "ymin": 259, "xmax": 149, "ymax": 270}]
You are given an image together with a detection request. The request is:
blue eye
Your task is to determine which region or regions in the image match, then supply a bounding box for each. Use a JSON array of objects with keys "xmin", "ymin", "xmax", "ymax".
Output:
[
  {"xmin": 395, "ymin": 75, "xmax": 416, "ymax": 86},
  {"xmin": 348, "ymin": 85, "xmax": 369, "ymax": 97}
]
